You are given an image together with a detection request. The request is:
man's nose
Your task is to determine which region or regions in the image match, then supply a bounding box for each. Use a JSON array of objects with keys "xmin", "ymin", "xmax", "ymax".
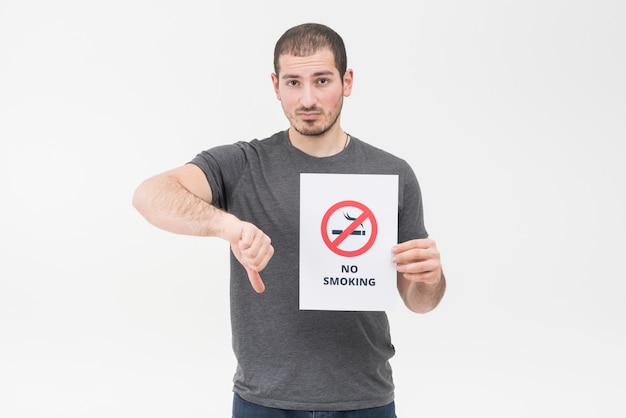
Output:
[{"xmin": 300, "ymin": 84, "xmax": 316, "ymax": 108}]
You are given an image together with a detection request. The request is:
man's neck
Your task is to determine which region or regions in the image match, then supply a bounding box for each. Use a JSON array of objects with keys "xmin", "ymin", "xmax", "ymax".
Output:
[{"xmin": 287, "ymin": 127, "xmax": 349, "ymax": 158}]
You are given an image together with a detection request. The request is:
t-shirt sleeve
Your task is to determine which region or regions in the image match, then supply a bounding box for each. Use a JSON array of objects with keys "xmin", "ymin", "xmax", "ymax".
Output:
[
  {"xmin": 398, "ymin": 163, "xmax": 429, "ymax": 243},
  {"xmin": 188, "ymin": 143, "xmax": 248, "ymax": 211}
]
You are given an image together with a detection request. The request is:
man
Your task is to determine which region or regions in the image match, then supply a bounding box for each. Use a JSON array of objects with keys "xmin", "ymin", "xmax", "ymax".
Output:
[{"xmin": 133, "ymin": 23, "xmax": 445, "ymax": 417}]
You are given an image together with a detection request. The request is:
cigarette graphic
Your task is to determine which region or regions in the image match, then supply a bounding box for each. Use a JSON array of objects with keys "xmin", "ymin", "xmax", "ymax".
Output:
[
  {"xmin": 331, "ymin": 212, "xmax": 366, "ymax": 235},
  {"xmin": 332, "ymin": 230, "xmax": 366, "ymax": 236}
]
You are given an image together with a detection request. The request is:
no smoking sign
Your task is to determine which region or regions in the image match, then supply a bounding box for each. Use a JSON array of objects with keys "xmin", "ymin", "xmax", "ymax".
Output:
[
  {"xmin": 299, "ymin": 173, "xmax": 398, "ymax": 311},
  {"xmin": 321, "ymin": 200, "xmax": 378, "ymax": 257}
]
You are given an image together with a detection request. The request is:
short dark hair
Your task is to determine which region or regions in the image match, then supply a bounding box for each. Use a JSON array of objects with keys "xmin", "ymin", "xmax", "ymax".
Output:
[{"xmin": 273, "ymin": 23, "xmax": 347, "ymax": 77}]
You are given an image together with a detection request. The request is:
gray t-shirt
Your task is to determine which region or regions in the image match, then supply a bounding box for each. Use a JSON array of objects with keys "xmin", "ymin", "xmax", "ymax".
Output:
[{"xmin": 190, "ymin": 130, "xmax": 428, "ymax": 411}]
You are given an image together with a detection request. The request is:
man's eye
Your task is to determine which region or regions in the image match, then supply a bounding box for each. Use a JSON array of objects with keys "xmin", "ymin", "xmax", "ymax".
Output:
[
  {"xmin": 318, "ymin": 78, "xmax": 329, "ymax": 85},
  {"xmin": 287, "ymin": 80, "xmax": 298, "ymax": 86}
]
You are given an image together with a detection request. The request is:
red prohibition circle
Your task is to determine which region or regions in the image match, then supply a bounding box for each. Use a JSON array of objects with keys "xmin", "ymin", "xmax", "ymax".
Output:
[{"xmin": 320, "ymin": 200, "xmax": 378, "ymax": 257}]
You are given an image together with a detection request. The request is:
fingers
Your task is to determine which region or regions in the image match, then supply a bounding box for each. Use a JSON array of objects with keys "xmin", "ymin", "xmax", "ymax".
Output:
[
  {"xmin": 231, "ymin": 222, "xmax": 274, "ymax": 293},
  {"xmin": 397, "ymin": 261, "xmax": 441, "ymax": 284},
  {"xmin": 392, "ymin": 238, "xmax": 435, "ymax": 255},
  {"xmin": 238, "ymin": 224, "xmax": 274, "ymax": 272},
  {"xmin": 392, "ymin": 238, "xmax": 439, "ymax": 264},
  {"xmin": 392, "ymin": 238, "xmax": 441, "ymax": 284}
]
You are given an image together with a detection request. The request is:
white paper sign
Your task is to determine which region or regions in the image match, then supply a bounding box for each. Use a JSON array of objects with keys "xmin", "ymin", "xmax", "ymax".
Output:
[{"xmin": 299, "ymin": 173, "xmax": 399, "ymax": 311}]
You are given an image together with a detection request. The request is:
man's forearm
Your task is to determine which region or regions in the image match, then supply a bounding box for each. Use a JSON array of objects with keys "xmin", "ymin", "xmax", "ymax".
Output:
[
  {"xmin": 401, "ymin": 272, "xmax": 446, "ymax": 314},
  {"xmin": 133, "ymin": 173, "xmax": 232, "ymax": 237}
]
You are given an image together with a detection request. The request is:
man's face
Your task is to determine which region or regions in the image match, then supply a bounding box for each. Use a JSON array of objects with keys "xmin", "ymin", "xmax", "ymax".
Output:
[{"xmin": 272, "ymin": 48, "xmax": 353, "ymax": 137}]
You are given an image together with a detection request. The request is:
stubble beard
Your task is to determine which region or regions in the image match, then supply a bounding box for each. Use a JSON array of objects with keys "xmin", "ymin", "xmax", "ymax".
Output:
[
  {"xmin": 293, "ymin": 112, "xmax": 340, "ymax": 137},
  {"xmin": 288, "ymin": 97, "xmax": 343, "ymax": 137}
]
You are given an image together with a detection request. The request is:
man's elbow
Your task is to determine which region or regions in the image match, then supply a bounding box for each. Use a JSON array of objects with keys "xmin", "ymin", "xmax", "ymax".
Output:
[
  {"xmin": 402, "ymin": 274, "xmax": 446, "ymax": 314},
  {"xmin": 132, "ymin": 181, "xmax": 152, "ymax": 217},
  {"xmin": 403, "ymin": 296, "xmax": 440, "ymax": 314}
]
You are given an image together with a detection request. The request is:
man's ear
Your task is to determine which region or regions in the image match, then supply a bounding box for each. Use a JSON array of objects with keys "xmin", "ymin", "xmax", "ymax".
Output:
[
  {"xmin": 271, "ymin": 73, "xmax": 281, "ymax": 100},
  {"xmin": 343, "ymin": 68, "xmax": 354, "ymax": 97}
]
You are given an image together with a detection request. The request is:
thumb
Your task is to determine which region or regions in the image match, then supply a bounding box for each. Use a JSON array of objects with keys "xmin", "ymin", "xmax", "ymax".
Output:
[
  {"xmin": 245, "ymin": 267, "xmax": 266, "ymax": 293},
  {"xmin": 230, "ymin": 241, "xmax": 267, "ymax": 293}
]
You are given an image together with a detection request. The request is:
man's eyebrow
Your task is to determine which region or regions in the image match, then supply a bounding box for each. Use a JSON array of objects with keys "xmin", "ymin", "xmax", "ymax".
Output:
[
  {"xmin": 281, "ymin": 70, "xmax": 336, "ymax": 79},
  {"xmin": 313, "ymin": 70, "xmax": 335, "ymax": 77}
]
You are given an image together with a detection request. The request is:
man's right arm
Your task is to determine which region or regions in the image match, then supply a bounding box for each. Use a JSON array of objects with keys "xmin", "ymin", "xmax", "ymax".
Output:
[
  {"xmin": 132, "ymin": 163, "xmax": 273, "ymax": 292},
  {"xmin": 132, "ymin": 163, "xmax": 224, "ymax": 236}
]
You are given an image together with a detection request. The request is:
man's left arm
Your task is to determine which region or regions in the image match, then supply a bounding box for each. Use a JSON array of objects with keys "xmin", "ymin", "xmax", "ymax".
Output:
[{"xmin": 393, "ymin": 238, "xmax": 446, "ymax": 313}]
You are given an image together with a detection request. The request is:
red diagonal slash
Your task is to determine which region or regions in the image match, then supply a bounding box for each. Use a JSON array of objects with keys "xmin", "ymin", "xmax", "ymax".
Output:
[{"xmin": 330, "ymin": 210, "xmax": 370, "ymax": 250}]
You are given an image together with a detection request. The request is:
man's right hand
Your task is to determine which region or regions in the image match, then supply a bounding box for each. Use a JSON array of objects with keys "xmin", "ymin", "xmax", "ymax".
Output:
[{"xmin": 225, "ymin": 220, "xmax": 274, "ymax": 293}]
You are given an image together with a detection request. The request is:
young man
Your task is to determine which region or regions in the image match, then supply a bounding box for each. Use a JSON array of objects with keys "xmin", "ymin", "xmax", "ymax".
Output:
[{"xmin": 133, "ymin": 23, "xmax": 445, "ymax": 417}]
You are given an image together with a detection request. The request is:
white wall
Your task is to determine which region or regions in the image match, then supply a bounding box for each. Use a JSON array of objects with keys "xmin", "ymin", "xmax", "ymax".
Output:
[{"xmin": 1, "ymin": 1, "xmax": 624, "ymax": 417}]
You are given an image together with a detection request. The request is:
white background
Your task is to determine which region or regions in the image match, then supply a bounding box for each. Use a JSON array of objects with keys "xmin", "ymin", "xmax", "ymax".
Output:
[{"xmin": 1, "ymin": 1, "xmax": 625, "ymax": 417}]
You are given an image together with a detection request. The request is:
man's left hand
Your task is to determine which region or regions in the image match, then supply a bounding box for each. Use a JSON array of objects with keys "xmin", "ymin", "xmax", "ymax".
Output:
[{"xmin": 392, "ymin": 238, "xmax": 442, "ymax": 284}]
